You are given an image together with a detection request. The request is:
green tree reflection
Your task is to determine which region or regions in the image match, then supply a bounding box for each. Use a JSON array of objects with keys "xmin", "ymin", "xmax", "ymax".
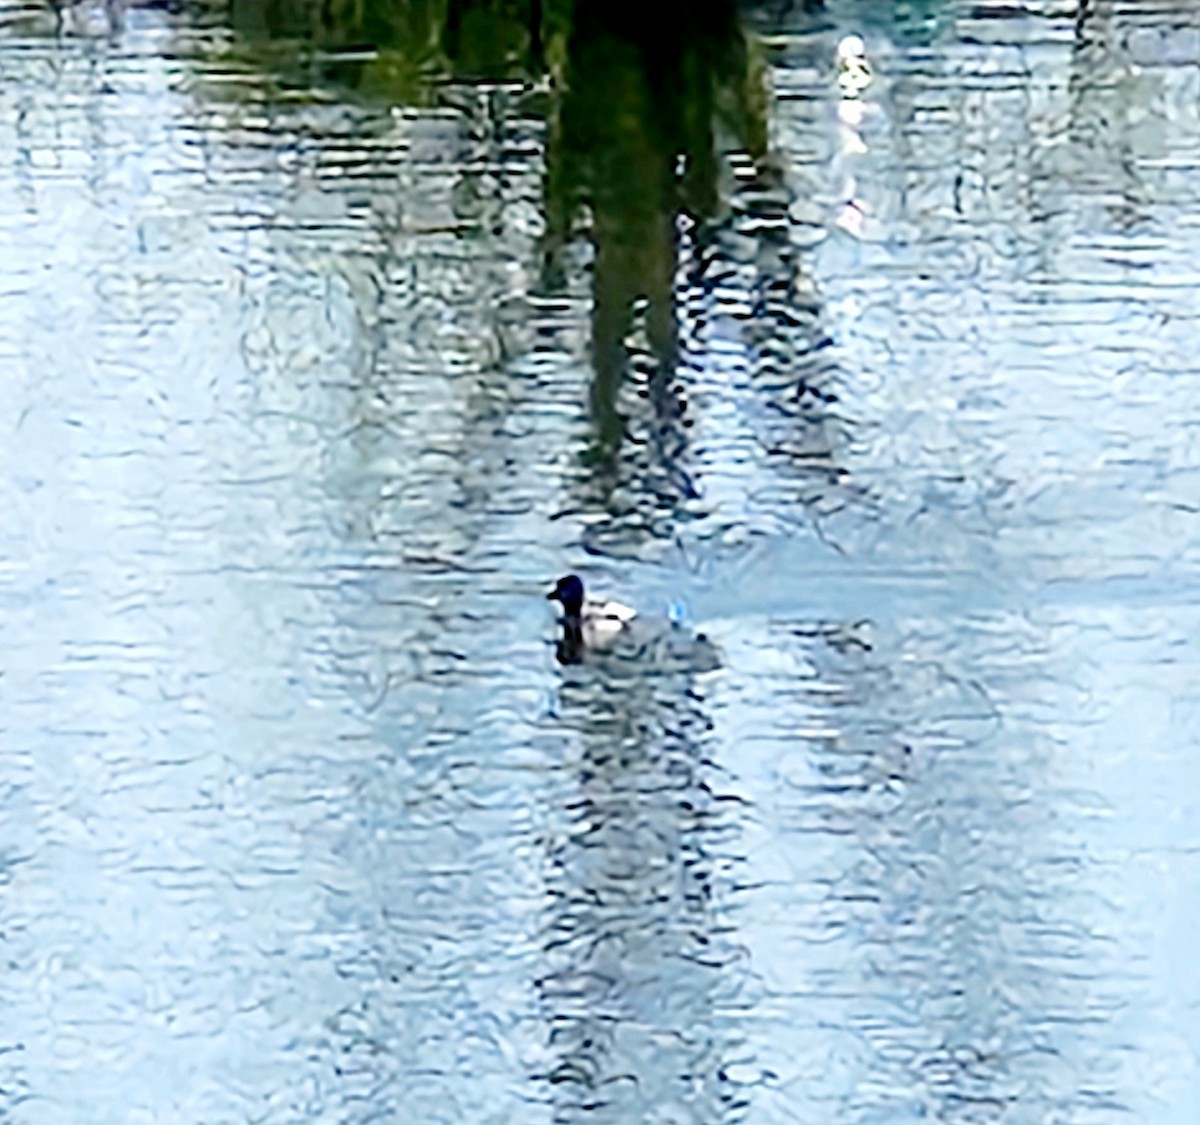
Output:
[
  {"xmin": 543, "ymin": 1, "xmax": 766, "ymax": 457},
  {"xmin": 226, "ymin": 0, "xmax": 767, "ymax": 466}
]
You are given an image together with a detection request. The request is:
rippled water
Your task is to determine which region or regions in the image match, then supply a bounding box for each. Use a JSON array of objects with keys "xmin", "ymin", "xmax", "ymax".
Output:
[{"xmin": 3, "ymin": 1, "xmax": 1200, "ymax": 1122}]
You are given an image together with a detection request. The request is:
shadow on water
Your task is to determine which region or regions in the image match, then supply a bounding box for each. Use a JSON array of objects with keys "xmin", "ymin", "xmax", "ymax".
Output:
[
  {"xmin": 219, "ymin": 0, "xmax": 834, "ymax": 561},
  {"xmin": 228, "ymin": 0, "xmax": 548, "ymax": 96},
  {"xmin": 541, "ymin": 1, "xmax": 766, "ymax": 450},
  {"xmin": 198, "ymin": 8, "xmax": 794, "ymax": 1116},
  {"xmin": 204, "ymin": 11, "xmax": 858, "ymax": 1118},
  {"xmin": 539, "ymin": 622, "xmax": 749, "ymax": 1121}
]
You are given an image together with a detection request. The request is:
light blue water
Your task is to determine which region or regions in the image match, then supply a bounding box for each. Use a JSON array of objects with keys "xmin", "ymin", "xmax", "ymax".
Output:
[{"xmin": 2, "ymin": 2, "xmax": 1200, "ymax": 1122}]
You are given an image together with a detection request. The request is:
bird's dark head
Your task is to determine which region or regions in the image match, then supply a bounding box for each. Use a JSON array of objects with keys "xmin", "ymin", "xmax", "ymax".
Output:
[{"xmin": 547, "ymin": 574, "xmax": 585, "ymax": 618}]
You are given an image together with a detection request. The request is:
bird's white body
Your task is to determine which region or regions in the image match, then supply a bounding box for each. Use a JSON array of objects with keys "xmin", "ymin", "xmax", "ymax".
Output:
[{"xmin": 578, "ymin": 596, "xmax": 637, "ymax": 644}]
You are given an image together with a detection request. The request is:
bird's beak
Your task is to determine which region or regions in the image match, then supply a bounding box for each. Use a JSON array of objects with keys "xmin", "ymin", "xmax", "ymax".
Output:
[{"xmin": 546, "ymin": 590, "xmax": 560, "ymax": 601}]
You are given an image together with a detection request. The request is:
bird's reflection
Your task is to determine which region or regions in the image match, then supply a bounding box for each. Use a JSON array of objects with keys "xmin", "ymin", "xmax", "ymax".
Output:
[
  {"xmin": 539, "ymin": 620, "xmax": 743, "ymax": 1121},
  {"xmin": 554, "ymin": 624, "xmax": 586, "ymax": 667}
]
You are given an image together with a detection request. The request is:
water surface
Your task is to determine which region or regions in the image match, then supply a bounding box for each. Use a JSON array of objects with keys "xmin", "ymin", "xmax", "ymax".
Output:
[{"xmin": 2, "ymin": 1, "xmax": 1200, "ymax": 1121}]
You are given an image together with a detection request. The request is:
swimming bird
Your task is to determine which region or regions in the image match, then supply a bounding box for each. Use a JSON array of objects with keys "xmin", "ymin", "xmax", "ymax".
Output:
[{"xmin": 547, "ymin": 574, "xmax": 636, "ymax": 648}]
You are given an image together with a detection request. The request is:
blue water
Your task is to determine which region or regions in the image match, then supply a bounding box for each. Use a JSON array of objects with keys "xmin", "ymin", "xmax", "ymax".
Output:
[{"xmin": 2, "ymin": 2, "xmax": 1200, "ymax": 1122}]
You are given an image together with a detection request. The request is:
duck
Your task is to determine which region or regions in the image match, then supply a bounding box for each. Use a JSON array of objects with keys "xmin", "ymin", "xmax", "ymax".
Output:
[{"xmin": 547, "ymin": 574, "xmax": 637, "ymax": 648}]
